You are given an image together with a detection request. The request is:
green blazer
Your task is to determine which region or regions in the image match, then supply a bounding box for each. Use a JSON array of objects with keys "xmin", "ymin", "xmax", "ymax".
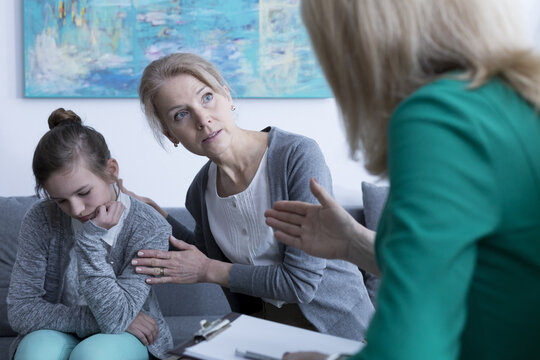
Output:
[{"xmin": 356, "ymin": 76, "xmax": 540, "ymax": 360}]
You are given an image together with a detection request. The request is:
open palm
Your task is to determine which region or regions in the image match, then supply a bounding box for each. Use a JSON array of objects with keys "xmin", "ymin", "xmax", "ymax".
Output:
[{"xmin": 265, "ymin": 178, "xmax": 359, "ymax": 260}]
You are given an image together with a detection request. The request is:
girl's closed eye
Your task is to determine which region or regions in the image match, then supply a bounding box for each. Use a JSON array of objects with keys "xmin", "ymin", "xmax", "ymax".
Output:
[{"xmin": 79, "ymin": 189, "xmax": 91, "ymax": 197}]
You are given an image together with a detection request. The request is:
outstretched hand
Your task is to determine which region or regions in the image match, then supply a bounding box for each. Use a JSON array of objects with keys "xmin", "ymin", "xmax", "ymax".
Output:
[
  {"xmin": 265, "ymin": 178, "xmax": 378, "ymax": 274},
  {"xmin": 265, "ymin": 178, "xmax": 359, "ymax": 260}
]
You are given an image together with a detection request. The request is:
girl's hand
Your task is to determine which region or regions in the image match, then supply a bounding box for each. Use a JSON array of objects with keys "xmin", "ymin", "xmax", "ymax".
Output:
[
  {"xmin": 92, "ymin": 201, "xmax": 125, "ymax": 230},
  {"xmin": 132, "ymin": 236, "xmax": 231, "ymax": 286},
  {"xmin": 126, "ymin": 311, "xmax": 158, "ymax": 346}
]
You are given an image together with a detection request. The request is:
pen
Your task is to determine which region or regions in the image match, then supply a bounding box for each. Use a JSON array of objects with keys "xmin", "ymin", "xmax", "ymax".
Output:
[{"xmin": 235, "ymin": 348, "xmax": 281, "ymax": 360}]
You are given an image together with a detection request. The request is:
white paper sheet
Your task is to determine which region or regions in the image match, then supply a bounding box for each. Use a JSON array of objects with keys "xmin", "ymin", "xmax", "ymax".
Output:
[{"xmin": 184, "ymin": 315, "xmax": 365, "ymax": 360}]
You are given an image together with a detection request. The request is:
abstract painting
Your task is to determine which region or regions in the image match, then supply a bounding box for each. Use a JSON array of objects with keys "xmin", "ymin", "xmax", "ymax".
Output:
[{"xmin": 23, "ymin": 0, "xmax": 331, "ymax": 98}]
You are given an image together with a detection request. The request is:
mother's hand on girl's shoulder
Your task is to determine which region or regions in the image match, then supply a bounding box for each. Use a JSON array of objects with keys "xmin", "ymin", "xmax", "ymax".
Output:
[{"xmin": 131, "ymin": 235, "xmax": 213, "ymax": 285}]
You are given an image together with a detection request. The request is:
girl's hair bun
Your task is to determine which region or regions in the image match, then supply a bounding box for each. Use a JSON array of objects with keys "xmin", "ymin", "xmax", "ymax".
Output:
[{"xmin": 47, "ymin": 108, "xmax": 82, "ymax": 130}]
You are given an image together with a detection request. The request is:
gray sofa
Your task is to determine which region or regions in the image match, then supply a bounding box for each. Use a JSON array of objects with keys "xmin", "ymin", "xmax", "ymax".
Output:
[{"xmin": 0, "ymin": 183, "xmax": 388, "ymax": 358}]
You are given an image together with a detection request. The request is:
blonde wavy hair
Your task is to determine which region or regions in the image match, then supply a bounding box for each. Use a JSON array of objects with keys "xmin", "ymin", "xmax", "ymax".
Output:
[
  {"xmin": 138, "ymin": 53, "xmax": 230, "ymax": 145},
  {"xmin": 302, "ymin": 0, "xmax": 540, "ymax": 175}
]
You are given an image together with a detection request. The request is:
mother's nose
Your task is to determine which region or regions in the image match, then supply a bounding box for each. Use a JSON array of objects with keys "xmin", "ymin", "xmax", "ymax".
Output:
[{"xmin": 193, "ymin": 109, "xmax": 211, "ymax": 129}]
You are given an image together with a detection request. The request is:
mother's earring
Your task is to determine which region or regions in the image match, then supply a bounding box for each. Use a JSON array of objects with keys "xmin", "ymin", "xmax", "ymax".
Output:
[
  {"xmin": 173, "ymin": 142, "xmax": 178, "ymax": 148},
  {"xmin": 231, "ymin": 105, "xmax": 236, "ymax": 111}
]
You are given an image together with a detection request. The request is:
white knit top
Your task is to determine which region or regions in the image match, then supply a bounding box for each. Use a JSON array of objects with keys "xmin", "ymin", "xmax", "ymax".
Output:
[{"xmin": 205, "ymin": 150, "xmax": 284, "ymax": 307}]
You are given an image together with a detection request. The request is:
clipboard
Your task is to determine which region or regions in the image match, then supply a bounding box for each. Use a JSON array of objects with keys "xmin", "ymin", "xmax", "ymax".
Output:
[
  {"xmin": 165, "ymin": 313, "xmax": 241, "ymax": 360},
  {"xmin": 165, "ymin": 312, "xmax": 365, "ymax": 360}
]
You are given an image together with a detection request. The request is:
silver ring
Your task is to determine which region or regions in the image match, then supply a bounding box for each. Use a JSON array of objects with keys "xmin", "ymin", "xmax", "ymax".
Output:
[{"xmin": 160, "ymin": 267, "xmax": 165, "ymax": 276}]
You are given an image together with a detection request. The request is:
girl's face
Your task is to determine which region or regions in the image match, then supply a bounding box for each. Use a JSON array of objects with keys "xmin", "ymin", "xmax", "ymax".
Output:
[
  {"xmin": 44, "ymin": 159, "xmax": 118, "ymax": 222},
  {"xmin": 155, "ymin": 73, "xmax": 236, "ymax": 158}
]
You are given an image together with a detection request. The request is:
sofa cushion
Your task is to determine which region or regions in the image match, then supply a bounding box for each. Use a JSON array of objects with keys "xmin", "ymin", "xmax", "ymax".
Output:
[
  {"xmin": 360, "ymin": 182, "xmax": 389, "ymax": 306},
  {"xmin": 153, "ymin": 283, "xmax": 230, "ymax": 317},
  {"xmin": 361, "ymin": 182, "xmax": 389, "ymax": 231},
  {"xmin": 0, "ymin": 196, "xmax": 38, "ymax": 336},
  {"xmin": 164, "ymin": 207, "xmax": 196, "ymax": 231}
]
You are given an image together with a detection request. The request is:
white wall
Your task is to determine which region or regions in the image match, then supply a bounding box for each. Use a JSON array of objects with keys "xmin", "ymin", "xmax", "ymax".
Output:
[
  {"xmin": 523, "ymin": 0, "xmax": 540, "ymax": 41},
  {"xmin": 0, "ymin": 0, "xmax": 381, "ymax": 207},
  {"xmin": 1, "ymin": 0, "xmax": 539, "ymax": 207}
]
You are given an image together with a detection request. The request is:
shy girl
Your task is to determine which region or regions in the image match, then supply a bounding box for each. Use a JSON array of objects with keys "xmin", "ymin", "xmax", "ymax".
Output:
[{"xmin": 7, "ymin": 108, "xmax": 172, "ymax": 360}]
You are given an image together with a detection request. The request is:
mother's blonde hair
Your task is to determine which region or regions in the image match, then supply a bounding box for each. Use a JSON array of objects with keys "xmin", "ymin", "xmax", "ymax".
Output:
[{"xmin": 302, "ymin": 0, "xmax": 540, "ymax": 175}]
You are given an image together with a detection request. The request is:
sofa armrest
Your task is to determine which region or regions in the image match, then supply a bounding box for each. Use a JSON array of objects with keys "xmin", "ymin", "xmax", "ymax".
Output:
[{"xmin": 0, "ymin": 195, "xmax": 39, "ymax": 336}]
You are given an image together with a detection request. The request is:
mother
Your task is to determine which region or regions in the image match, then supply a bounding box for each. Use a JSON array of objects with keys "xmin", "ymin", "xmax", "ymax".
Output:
[{"xmin": 124, "ymin": 52, "xmax": 374, "ymax": 340}]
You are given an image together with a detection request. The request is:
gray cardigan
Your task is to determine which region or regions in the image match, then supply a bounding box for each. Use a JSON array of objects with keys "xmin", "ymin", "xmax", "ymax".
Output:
[
  {"xmin": 7, "ymin": 197, "xmax": 173, "ymax": 359},
  {"xmin": 167, "ymin": 127, "xmax": 374, "ymax": 340}
]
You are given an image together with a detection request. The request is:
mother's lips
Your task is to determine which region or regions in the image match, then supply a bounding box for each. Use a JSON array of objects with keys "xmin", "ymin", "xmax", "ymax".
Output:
[{"xmin": 202, "ymin": 129, "xmax": 221, "ymax": 142}]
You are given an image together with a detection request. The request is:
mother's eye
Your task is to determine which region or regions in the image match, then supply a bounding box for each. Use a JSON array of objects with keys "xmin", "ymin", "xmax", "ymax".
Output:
[
  {"xmin": 203, "ymin": 93, "xmax": 213, "ymax": 103},
  {"xmin": 174, "ymin": 110, "xmax": 189, "ymax": 121}
]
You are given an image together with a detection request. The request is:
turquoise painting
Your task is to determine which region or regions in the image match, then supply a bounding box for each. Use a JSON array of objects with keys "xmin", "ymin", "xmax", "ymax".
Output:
[{"xmin": 23, "ymin": 0, "xmax": 331, "ymax": 98}]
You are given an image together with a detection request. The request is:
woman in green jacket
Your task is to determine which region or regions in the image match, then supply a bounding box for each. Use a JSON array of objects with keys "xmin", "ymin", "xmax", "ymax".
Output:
[{"xmin": 265, "ymin": 1, "xmax": 540, "ymax": 359}]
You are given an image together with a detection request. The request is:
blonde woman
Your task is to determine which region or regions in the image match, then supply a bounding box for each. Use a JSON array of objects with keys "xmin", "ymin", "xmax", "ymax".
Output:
[
  {"xmin": 265, "ymin": 0, "xmax": 540, "ymax": 359},
  {"xmin": 122, "ymin": 52, "xmax": 375, "ymax": 341}
]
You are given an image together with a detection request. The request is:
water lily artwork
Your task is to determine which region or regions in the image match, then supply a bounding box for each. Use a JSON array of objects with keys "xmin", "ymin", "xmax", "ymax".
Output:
[{"xmin": 23, "ymin": 0, "xmax": 331, "ymax": 98}]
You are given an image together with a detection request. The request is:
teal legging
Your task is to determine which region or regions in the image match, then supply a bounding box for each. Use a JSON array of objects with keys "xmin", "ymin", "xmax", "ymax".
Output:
[{"xmin": 14, "ymin": 329, "xmax": 150, "ymax": 360}]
